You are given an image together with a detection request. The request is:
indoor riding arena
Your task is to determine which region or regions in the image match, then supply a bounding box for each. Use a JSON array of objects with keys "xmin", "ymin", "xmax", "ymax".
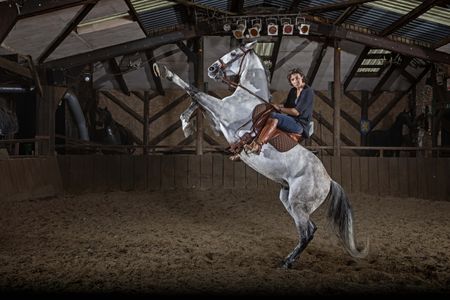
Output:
[{"xmin": 1, "ymin": 0, "xmax": 450, "ymax": 297}]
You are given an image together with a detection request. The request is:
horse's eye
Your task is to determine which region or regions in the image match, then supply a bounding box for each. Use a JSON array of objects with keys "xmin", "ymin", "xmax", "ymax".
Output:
[{"xmin": 230, "ymin": 51, "xmax": 236, "ymax": 57}]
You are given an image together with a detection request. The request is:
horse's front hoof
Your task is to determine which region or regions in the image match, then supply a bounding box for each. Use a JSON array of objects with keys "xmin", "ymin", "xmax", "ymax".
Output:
[
  {"xmin": 152, "ymin": 63, "xmax": 172, "ymax": 80},
  {"xmin": 152, "ymin": 63, "xmax": 162, "ymax": 77}
]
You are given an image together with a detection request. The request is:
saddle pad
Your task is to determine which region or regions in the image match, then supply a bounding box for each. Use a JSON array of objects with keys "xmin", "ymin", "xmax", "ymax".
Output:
[{"xmin": 252, "ymin": 104, "xmax": 300, "ymax": 153}]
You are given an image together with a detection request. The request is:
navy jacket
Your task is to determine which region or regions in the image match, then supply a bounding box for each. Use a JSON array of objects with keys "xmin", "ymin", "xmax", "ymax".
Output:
[{"xmin": 284, "ymin": 85, "xmax": 314, "ymax": 134}]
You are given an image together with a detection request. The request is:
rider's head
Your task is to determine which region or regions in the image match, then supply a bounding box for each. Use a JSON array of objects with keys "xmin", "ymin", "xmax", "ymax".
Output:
[{"xmin": 287, "ymin": 68, "xmax": 306, "ymax": 88}]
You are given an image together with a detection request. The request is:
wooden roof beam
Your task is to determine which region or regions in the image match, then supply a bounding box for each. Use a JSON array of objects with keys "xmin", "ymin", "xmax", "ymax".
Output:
[
  {"xmin": 307, "ymin": 40, "xmax": 328, "ymax": 86},
  {"xmin": 301, "ymin": 0, "xmax": 377, "ymax": 14},
  {"xmin": 16, "ymin": 0, "xmax": 87, "ymax": 19},
  {"xmin": 0, "ymin": 56, "xmax": 32, "ymax": 79},
  {"xmin": 101, "ymin": 91, "xmax": 144, "ymax": 124},
  {"xmin": 368, "ymin": 57, "xmax": 411, "ymax": 107},
  {"xmin": 38, "ymin": 1, "xmax": 99, "ymax": 63},
  {"xmin": 168, "ymin": 0, "xmax": 237, "ymax": 16},
  {"xmin": 371, "ymin": 65, "xmax": 430, "ymax": 129},
  {"xmin": 269, "ymin": 36, "xmax": 282, "ymax": 82},
  {"xmin": 333, "ymin": 5, "xmax": 358, "ymax": 25},
  {"xmin": 274, "ymin": 40, "xmax": 310, "ymax": 72},
  {"xmin": 42, "ymin": 29, "xmax": 198, "ymax": 70},
  {"xmin": 106, "ymin": 58, "xmax": 130, "ymax": 96},
  {"xmin": 316, "ymin": 23, "xmax": 450, "ymax": 64},
  {"xmin": 0, "ymin": 1, "xmax": 18, "ymax": 43},
  {"xmin": 124, "ymin": 0, "xmax": 148, "ymax": 36}
]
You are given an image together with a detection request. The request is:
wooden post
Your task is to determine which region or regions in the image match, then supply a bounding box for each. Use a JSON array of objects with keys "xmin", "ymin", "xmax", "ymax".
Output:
[
  {"xmin": 36, "ymin": 86, "xmax": 61, "ymax": 155},
  {"xmin": 361, "ymin": 90, "xmax": 369, "ymax": 146},
  {"xmin": 194, "ymin": 37, "xmax": 204, "ymax": 155},
  {"xmin": 431, "ymin": 65, "xmax": 438, "ymax": 157},
  {"xmin": 143, "ymin": 90, "xmax": 150, "ymax": 154},
  {"xmin": 333, "ymin": 40, "xmax": 341, "ymax": 157}
]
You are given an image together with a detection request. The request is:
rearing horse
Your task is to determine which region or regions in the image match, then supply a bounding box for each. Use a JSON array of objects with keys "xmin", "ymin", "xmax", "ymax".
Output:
[{"xmin": 154, "ymin": 41, "xmax": 368, "ymax": 268}]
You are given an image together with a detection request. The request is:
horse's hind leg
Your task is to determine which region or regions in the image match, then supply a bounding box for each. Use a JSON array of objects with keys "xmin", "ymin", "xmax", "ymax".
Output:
[
  {"xmin": 278, "ymin": 186, "xmax": 317, "ymax": 269},
  {"xmin": 282, "ymin": 218, "xmax": 317, "ymax": 269}
]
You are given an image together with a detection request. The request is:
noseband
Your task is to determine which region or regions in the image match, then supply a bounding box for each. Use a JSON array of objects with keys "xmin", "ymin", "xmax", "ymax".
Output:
[{"xmin": 217, "ymin": 46, "xmax": 248, "ymax": 82}]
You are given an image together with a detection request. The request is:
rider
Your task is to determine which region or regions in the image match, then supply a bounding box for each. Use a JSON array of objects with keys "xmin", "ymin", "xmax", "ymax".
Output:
[{"xmin": 245, "ymin": 68, "xmax": 314, "ymax": 155}]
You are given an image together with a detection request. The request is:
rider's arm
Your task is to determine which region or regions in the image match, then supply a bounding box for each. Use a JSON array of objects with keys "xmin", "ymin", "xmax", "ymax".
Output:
[{"xmin": 274, "ymin": 105, "xmax": 300, "ymax": 117}]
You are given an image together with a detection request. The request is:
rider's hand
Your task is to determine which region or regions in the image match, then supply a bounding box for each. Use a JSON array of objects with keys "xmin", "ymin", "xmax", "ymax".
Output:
[{"xmin": 273, "ymin": 104, "xmax": 282, "ymax": 112}]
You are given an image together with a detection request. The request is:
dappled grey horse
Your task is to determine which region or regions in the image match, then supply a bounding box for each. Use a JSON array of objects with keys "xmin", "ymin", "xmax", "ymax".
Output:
[{"xmin": 154, "ymin": 41, "xmax": 368, "ymax": 268}]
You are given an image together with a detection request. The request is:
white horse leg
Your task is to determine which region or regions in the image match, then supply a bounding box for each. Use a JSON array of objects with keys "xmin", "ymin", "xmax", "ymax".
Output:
[
  {"xmin": 278, "ymin": 186, "xmax": 294, "ymax": 218},
  {"xmin": 278, "ymin": 184, "xmax": 317, "ymax": 268},
  {"xmin": 281, "ymin": 179, "xmax": 323, "ymax": 269},
  {"xmin": 153, "ymin": 63, "xmax": 199, "ymax": 96}
]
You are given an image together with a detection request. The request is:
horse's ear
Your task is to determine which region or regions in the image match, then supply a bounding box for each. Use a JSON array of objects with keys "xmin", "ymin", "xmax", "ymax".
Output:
[{"xmin": 244, "ymin": 40, "xmax": 257, "ymax": 50}]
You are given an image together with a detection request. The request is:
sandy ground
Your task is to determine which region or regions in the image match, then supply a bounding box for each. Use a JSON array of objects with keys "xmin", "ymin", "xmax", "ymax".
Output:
[{"xmin": 1, "ymin": 188, "xmax": 450, "ymax": 297}]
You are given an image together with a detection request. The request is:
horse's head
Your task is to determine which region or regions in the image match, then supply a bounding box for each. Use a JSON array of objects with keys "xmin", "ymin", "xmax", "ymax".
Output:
[
  {"xmin": 95, "ymin": 107, "xmax": 113, "ymax": 128},
  {"xmin": 396, "ymin": 110, "xmax": 415, "ymax": 129},
  {"xmin": 207, "ymin": 40, "xmax": 257, "ymax": 81}
]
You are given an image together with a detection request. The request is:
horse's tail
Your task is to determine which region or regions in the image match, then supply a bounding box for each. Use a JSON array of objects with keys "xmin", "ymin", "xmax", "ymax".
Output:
[{"xmin": 327, "ymin": 180, "xmax": 369, "ymax": 258}]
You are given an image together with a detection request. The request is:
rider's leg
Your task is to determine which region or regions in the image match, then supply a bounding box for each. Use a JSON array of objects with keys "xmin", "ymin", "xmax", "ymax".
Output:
[{"xmin": 245, "ymin": 117, "xmax": 279, "ymax": 154}]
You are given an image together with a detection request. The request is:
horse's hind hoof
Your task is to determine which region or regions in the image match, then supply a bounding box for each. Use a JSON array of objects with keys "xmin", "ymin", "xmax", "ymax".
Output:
[{"xmin": 281, "ymin": 260, "xmax": 292, "ymax": 269}]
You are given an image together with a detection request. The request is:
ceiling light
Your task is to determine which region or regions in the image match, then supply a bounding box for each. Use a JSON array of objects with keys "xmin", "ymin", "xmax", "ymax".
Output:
[
  {"xmin": 267, "ymin": 18, "xmax": 278, "ymax": 36},
  {"xmin": 223, "ymin": 23, "xmax": 231, "ymax": 32},
  {"xmin": 299, "ymin": 23, "xmax": 310, "ymax": 35},
  {"xmin": 281, "ymin": 18, "xmax": 293, "ymax": 35},
  {"xmin": 232, "ymin": 19, "xmax": 246, "ymax": 39},
  {"xmin": 248, "ymin": 19, "xmax": 261, "ymax": 38}
]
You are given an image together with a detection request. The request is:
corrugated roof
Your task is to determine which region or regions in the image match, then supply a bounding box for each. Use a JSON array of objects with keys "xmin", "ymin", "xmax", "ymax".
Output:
[
  {"xmin": 195, "ymin": 0, "xmax": 230, "ymax": 11},
  {"xmin": 137, "ymin": 6, "xmax": 184, "ymax": 34},
  {"xmin": 127, "ymin": 0, "xmax": 449, "ymax": 49}
]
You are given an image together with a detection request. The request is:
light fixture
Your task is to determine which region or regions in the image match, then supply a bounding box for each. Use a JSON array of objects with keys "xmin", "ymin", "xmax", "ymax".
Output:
[
  {"xmin": 281, "ymin": 18, "xmax": 294, "ymax": 35},
  {"xmin": 248, "ymin": 18, "xmax": 261, "ymax": 38},
  {"xmin": 299, "ymin": 23, "xmax": 310, "ymax": 35},
  {"xmin": 267, "ymin": 18, "xmax": 278, "ymax": 36},
  {"xmin": 295, "ymin": 17, "xmax": 310, "ymax": 35},
  {"xmin": 232, "ymin": 19, "xmax": 246, "ymax": 39},
  {"xmin": 223, "ymin": 15, "xmax": 232, "ymax": 32},
  {"xmin": 82, "ymin": 72, "xmax": 91, "ymax": 82},
  {"xmin": 223, "ymin": 23, "xmax": 231, "ymax": 32}
]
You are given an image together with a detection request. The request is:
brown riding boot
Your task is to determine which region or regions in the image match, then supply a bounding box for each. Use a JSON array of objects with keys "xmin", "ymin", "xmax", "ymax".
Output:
[{"xmin": 244, "ymin": 118, "xmax": 279, "ymax": 155}]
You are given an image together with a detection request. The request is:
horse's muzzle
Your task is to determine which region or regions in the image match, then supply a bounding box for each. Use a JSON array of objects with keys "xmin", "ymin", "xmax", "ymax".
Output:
[{"xmin": 208, "ymin": 63, "xmax": 221, "ymax": 80}]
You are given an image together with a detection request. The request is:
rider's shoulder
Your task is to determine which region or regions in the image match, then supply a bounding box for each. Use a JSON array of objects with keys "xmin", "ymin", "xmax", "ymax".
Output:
[{"xmin": 304, "ymin": 85, "xmax": 314, "ymax": 94}]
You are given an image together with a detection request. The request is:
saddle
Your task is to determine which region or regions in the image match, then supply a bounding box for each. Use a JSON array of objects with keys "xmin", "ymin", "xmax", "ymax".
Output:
[
  {"xmin": 228, "ymin": 103, "xmax": 302, "ymax": 155},
  {"xmin": 252, "ymin": 103, "xmax": 301, "ymax": 152}
]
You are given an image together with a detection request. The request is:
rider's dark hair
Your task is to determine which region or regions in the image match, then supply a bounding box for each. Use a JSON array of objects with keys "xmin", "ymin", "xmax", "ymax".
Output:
[{"xmin": 287, "ymin": 68, "xmax": 307, "ymax": 86}]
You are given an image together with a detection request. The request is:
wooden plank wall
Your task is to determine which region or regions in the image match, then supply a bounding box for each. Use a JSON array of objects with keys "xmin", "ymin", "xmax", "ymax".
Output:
[
  {"xmin": 0, "ymin": 157, "xmax": 63, "ymax": 201},
  {"xmin": 56, "ymin": 154, "xmax": 450, "ymax": 201},
  {"xmin": 56, "ymin": 154, "xmax": 279, "ymax": 194},
  {"xmin": 317, "ymin": 155, "xmax": 450, "ymax": 202}
]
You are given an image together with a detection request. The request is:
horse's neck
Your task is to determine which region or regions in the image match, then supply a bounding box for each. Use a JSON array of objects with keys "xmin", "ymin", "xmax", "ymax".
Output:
[
  {"xmin": 194, "ymin": 53, "xmax": 270, "ymax": 144},
  {"xmin": 238, "ymin": 53, "xmax": 270, "ymax": 102}
]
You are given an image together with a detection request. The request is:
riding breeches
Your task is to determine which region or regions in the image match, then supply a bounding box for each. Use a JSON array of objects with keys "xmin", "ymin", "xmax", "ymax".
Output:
[{"xmin": 270, "ymin": 112, "xmax": 303, "ymax": 134}]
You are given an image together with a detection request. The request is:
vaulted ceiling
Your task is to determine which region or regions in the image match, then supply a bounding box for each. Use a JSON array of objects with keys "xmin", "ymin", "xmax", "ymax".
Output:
[{"xmin": 0, "ymin": 0, "xmax": 449, "ymax": 92}]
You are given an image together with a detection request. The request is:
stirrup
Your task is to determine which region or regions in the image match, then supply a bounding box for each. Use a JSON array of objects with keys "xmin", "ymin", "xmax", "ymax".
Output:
[{"xmin": 244, "ymin": 140, "xmax": 262, "ymax": 154}]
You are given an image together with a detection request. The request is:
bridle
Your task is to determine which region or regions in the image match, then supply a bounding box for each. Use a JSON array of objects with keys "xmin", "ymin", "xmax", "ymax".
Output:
[{"xmin": 211, "ymin": 46, "xmax": 271, "ymax": 105}]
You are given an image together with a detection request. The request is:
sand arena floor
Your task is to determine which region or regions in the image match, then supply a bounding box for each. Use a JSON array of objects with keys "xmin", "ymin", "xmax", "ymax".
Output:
[{"xmin": 1, "ymin": 189, "xmax": 450, "ymax": 296}]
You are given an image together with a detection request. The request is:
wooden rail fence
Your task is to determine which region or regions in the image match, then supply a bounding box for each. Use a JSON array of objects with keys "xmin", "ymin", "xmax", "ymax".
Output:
[{"xmin": 55, "ymin": 154, "xmax": 450, "ymax": 201}]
